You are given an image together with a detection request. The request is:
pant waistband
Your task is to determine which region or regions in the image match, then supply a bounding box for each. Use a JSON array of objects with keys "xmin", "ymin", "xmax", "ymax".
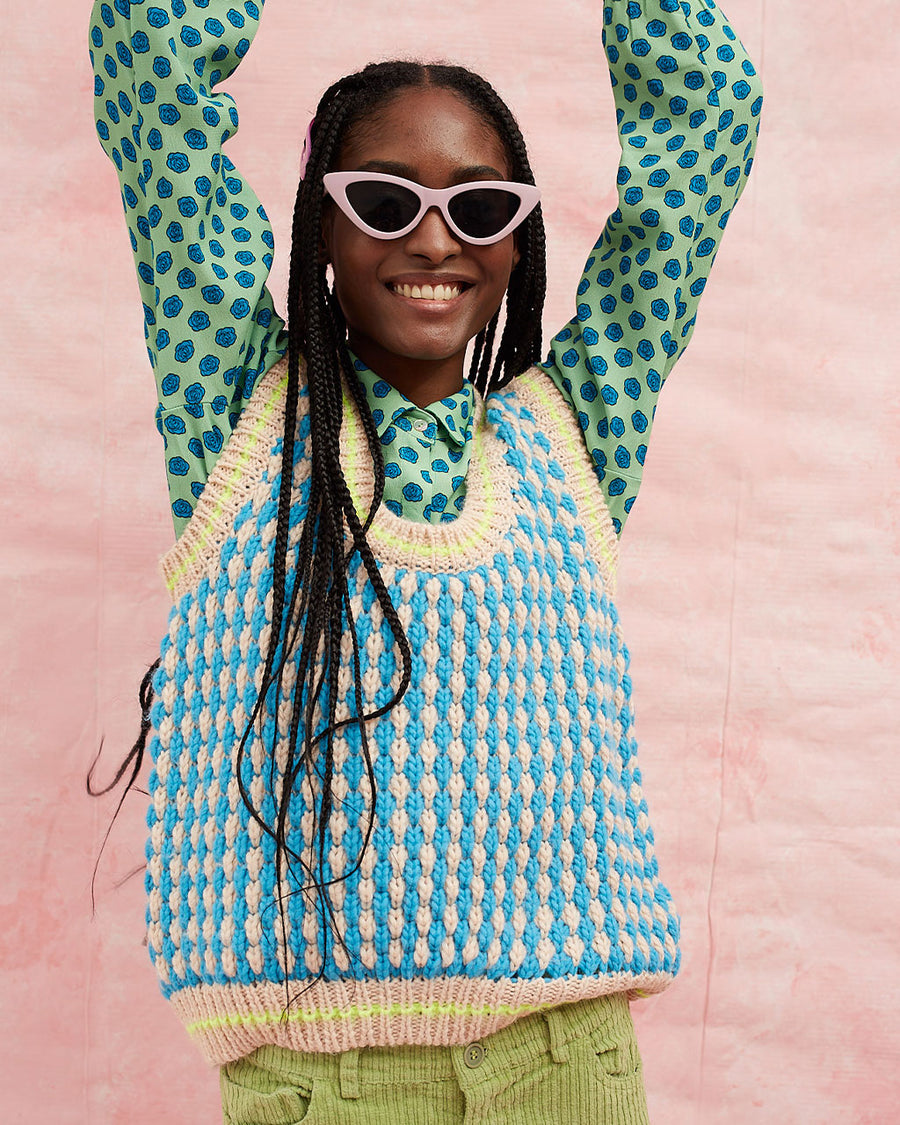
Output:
[{"xmin": 234, "ymin": 992, "xmax": 632, "ymax": 1095}]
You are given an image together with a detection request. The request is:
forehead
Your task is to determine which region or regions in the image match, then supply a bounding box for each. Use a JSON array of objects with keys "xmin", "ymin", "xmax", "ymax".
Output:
[{"xmin": 338, "ymin": 86, "xmax": 510, "ymax": 181}]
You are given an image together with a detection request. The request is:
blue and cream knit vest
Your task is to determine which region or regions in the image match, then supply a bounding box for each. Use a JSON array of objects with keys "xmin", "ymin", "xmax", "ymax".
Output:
[{"xmin": 148, "ymin": 354, "xmax": 680, "ymax": 1064}]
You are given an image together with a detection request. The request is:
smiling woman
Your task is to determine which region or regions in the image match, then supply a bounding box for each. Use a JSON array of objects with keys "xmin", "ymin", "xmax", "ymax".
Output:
[
  {"xmin": 88, "ymin": 1, "xmax": 763, "ymax": 1121},
  {"xmin": 321, "ymin": 87, "xmax": 529, "ymax": 405}
]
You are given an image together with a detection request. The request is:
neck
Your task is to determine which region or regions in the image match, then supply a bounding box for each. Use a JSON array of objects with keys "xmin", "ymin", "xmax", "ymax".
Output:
[{"xmin": 347, "ymin": 334, "xmax": 466, "ymax": 407}]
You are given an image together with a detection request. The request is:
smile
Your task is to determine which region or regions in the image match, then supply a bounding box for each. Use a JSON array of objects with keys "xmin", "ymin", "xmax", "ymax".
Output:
[{"xmin": 389, "ymin": 282, "xmax": 467, "ymax": 301}]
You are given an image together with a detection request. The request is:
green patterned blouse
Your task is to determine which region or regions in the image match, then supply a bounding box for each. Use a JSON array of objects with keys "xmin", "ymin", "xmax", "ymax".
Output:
[
  {"xmin": 352, "ymin": 357, "xmax": 475, "ymax": 522},
  {"xmin": 89, "ymin": 0, "xmax": 762, "ymax": 538}
]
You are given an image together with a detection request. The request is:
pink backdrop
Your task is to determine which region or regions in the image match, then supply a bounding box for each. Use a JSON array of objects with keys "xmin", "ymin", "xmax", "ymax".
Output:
[{"xmin": 3, "ymin": 1, "xmax": 898, "ymax": 1121}]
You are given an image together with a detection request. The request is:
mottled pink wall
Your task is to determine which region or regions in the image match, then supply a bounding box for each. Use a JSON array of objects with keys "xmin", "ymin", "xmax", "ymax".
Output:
[{"xmin": 3, "ymin": 1, "xmax": 898, "ymax": 1121}]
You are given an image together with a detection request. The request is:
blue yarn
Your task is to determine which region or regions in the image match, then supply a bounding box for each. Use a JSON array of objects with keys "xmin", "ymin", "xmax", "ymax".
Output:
[{"xmin": 147, "ymin": 373, "xmax": 680, "ymax": 1002}]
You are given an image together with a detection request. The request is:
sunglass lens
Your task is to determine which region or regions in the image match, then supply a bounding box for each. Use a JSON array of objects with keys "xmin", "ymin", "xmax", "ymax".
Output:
[
  {"xmin": 449, "ymin": 188, "xmax": 521, "ymax": 239},
  {"xmin": 345, "ymin": 181, "xmax": 420, "ymax": 233}
]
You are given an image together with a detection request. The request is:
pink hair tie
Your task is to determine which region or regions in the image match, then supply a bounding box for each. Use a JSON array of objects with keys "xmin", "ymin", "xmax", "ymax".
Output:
[{"xmin": 299, "ymin": 117, "xmax": 315, "ymax": 180}]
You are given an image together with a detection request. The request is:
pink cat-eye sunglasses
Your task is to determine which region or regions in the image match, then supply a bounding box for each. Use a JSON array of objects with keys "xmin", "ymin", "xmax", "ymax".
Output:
[{"xmin": 322, "ymin": 171, "xmax": 541, "ymax": 246}]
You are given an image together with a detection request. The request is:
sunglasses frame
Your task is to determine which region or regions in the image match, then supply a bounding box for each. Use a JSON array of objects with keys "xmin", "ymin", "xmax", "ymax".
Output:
[{"xmin": 322, "ymin": 171, "xmax": 541, "ymax": 246}]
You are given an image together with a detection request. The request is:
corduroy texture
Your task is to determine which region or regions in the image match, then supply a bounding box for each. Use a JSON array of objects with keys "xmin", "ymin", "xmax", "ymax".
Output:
[
  {"xmin": 220, "ymin": 992, "xmax": 650, "ymax": 1124},
  {"xmin": 146, "ymin": 357, "xmax": 680, "ymax": 1064}
]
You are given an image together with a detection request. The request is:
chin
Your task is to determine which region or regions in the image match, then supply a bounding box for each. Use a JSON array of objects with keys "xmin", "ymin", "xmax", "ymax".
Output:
[{"xmin": 383, "ymin": 331, "xmax": 474, "ymax": 365}]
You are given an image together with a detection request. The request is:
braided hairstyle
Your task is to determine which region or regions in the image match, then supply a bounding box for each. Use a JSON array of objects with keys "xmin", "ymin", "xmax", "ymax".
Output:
[
  {"xmin": 243, "ymin": 61, "xmax": 547, "ymax": 994},
  {"xmin": 91, "ymin": 62, "xmax": 547, "ymax": 1000}
]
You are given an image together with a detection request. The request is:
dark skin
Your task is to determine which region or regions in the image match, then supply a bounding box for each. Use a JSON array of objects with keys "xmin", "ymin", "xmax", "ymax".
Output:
[{"xmin": 321, "ymin": 87, "xmax": 520, "ymax": 409}]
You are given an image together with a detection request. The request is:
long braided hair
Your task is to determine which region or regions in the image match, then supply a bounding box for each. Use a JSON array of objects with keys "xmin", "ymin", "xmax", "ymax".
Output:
[
  {"xmin": 93, "ymin": 61, "xmax": 547, "ymax": 998},
  {"xmin": 245, "ymin": 62, "xmax": 548, "ymax": 989}
]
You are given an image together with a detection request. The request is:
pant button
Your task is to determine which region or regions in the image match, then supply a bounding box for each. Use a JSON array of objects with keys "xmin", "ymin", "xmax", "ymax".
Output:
[{"xmin": 463, "ymin": 1043, "xmax": 485, "ymax": 1069}]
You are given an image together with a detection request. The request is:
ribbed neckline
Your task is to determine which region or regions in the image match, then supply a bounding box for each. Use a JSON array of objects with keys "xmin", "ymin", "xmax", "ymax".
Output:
[
  {"xmin": 160, "ymin": 354, "xmax": 618, "ymax": 599},
  {"xmin": 338, "ymin": 366, "xmax": 518, "ymax": 573}
]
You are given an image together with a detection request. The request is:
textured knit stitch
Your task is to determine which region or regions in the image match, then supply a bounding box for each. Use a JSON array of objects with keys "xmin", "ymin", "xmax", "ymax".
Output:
[{"xmin": 148, "ymin": 354, "xmax": 679, "ymax": 1065}]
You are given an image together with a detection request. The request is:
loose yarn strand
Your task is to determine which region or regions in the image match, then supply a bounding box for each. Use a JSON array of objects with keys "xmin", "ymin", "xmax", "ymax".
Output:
[{"xmin": 86, "ymin": 658, "xmax": 160, "ymax": 915}]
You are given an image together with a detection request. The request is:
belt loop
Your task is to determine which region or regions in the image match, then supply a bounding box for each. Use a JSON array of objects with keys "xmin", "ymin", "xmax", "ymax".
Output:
[
  {"xmin": 543, "ymin": 1009, "xmax": 570, "ymax": 1065},
  {"xmin": 339, "ymin": 1048, "xmax": 361, "ymax": 1100}
]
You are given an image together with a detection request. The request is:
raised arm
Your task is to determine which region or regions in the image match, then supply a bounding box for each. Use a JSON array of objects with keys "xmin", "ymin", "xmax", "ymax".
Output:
[
  {"xmin": 90, "ymin": 0, "xmax": 288, "ymax": 535},
  {"xmin": 542, "ymin": 0, "xmax": 763, "ymax": 534}
]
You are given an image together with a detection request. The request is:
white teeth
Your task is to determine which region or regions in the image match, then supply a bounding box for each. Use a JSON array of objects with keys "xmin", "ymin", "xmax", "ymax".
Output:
[
  {"xmin": 391, "ymin": 280, "xmax": 463, "ymax": 299},
  {"xmin": 392, "ymin": 282, "xmax": 462, "ymax": 301}
]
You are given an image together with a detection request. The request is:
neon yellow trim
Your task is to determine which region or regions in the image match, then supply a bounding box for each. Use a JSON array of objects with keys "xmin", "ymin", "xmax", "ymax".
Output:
[
  {"xmin": 342, "ymin": 387, "xmax": 497, "ymax": 557},
  {"xmin": 186, "ymin": 996, "xmax": 551, "ymax": 1036},
  {"xmin": 342, "ymin": 386, "xmax": 366, "ymax": 519},
  {"xmin": 166, "ymin": 375, "xmax": 290, "ymax": 594},
  {"xmin": 524, "ymin": 375, "xmax": 616, "ymax": 575}
]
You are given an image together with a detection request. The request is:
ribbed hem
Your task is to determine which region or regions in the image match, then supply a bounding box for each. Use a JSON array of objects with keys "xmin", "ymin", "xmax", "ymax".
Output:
[{"xmin": 169, "ymin": 972, "xmax": 674, "ymax": 1065}]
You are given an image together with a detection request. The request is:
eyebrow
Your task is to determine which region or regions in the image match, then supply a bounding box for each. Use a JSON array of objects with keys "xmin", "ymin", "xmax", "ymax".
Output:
[{"xmin": 356, "ymin": 160, "xmax": 508, "ymax": 183}]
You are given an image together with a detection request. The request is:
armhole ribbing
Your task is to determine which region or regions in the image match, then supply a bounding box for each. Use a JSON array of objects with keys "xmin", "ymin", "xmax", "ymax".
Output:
[
  {"xmin": 511, "ymin": 367, "xmax": 620, "ymax": 593},
  {"xmin": 159, "ymin": 354, "xmax": 292, "ymax": 601}
]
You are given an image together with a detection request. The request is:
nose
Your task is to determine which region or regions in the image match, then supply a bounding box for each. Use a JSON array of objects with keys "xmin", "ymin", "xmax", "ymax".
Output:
[{"xmin": 404, "ymin": 205, "xmax": 462, "ymax": 262}]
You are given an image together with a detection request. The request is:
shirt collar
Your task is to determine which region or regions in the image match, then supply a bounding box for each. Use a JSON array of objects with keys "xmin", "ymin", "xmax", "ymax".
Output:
[{"xmin": 349, "ymin": 354, "xmax": 474, "ymax": 450}]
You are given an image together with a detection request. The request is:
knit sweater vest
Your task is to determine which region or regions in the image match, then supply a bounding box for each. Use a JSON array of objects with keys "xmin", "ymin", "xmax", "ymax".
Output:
[{"xmin": 149, "ymin": 354, "xmax": 680, "ymax": 1065}]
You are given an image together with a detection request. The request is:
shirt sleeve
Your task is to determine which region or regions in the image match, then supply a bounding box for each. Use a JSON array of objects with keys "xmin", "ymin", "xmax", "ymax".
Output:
[
  {"xmin": 89, "ymin": 0, "xmax": 288, "ymax": 536},
  {"xmin": 541, "ymin": 0, "xmax": 763, "ymax": 535}
]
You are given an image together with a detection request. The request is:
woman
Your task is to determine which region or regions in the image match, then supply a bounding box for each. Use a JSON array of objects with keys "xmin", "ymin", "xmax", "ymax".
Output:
[{"xmin": 89, "ymin": 1, "xmax": 762, "ymax": 1119}]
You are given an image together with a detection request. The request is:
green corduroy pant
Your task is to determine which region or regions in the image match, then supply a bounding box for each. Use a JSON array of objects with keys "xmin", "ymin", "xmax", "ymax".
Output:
[{"xmin": 220, "ymin": 992, "xmax": 651, "ymax": 1124}]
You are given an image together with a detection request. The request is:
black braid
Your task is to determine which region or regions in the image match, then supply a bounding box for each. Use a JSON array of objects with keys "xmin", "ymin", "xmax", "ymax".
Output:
[
  {"xmin": 92, "ymin": 60, "xmax": 547, "ymax": 1013},
  {"xmin": 435, "ymin": 68, "xmax": 547, "ymax": 394},
  {"xmin": 264, "ymin": 63, "xmax": 547, "ymax": 1011}
]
